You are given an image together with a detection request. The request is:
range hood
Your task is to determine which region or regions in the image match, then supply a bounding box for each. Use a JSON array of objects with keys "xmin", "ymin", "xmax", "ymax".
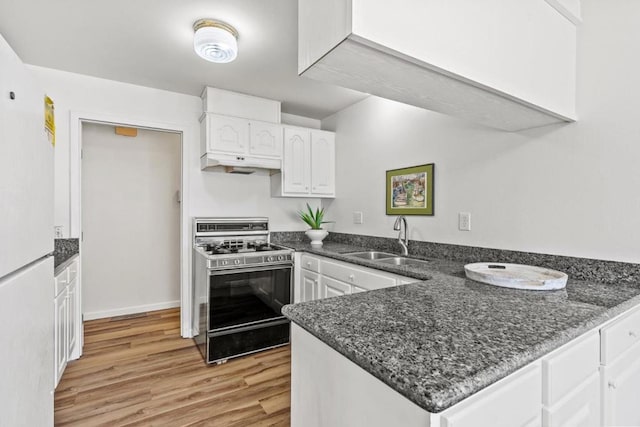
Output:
[{"xmin": 200, "ymin": 153, "xmax": 281, "ymax": 172}]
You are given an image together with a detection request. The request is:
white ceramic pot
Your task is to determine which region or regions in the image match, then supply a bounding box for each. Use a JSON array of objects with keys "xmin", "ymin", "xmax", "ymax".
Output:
[{"xmin": 305, "ymin": 229, "xmax": 329, "ymax": 248}]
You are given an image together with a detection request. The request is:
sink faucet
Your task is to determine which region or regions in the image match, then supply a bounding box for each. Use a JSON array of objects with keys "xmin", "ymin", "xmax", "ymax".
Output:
[{"xmin": 393, "ymin": 216, "xmax": 409, "ymax": 256}]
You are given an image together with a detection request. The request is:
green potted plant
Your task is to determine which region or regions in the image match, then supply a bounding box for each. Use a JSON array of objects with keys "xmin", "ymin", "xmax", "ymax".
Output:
[{"xmin": 298, "ymin": 203, "xmax": 331, "ymax": 248}]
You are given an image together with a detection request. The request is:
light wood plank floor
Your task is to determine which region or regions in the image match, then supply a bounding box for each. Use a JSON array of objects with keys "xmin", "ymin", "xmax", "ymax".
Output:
[{"xmin": 55, "ymin": 308, "xmax": 291, "ymax": 426}]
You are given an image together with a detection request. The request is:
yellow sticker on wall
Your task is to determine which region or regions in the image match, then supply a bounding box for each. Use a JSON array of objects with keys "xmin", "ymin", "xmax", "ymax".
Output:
[{"xmin": 45, "ymin": 95, "xmax": 55, "ymax": 146}]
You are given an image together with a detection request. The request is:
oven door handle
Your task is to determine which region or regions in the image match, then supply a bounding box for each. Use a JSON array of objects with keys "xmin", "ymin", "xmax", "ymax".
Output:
[
  {"xmin": 208, "ymin": 264, "xmax": 293, "ymax": 276},
  {"xmin": 211, "ymin": 317, "xmax": 289, "ymax": 336}
]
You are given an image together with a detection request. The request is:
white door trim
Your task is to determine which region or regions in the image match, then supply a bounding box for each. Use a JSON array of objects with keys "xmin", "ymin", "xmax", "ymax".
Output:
[{"xmin": 70, "ymin": 110, "xmax": 194, "ymax": 338}]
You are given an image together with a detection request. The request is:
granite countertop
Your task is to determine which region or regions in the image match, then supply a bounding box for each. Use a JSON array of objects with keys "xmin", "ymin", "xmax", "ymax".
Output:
[
  {"xmin": 54, "ymin": 238, "xmax": 79, "ymax": 275},
  {"xmin": 280, "ymin": 240, "xmax": 640, "ymax": 413}
]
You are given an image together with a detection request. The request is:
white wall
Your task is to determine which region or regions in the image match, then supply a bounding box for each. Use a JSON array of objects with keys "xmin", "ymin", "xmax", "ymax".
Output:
[
  {"xmin": 82, "ymin": 124, "xmax": 181, "ymax": 319},
  {"xmin": 322, "ymin": 0, "xmax": 640, "ymax": 264},
  {"xmin": 29, "ymin": 66, "xmax": 317, "ymax": 235},
  {"xmin": 282, "ymin": 112, "xmax": 322, "ymax": 129}
]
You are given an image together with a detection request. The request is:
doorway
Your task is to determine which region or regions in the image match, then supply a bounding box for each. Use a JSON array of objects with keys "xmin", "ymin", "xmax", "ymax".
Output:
[{"xmin": 81, "ymin": 123, "xmax": 181, "ymax": 319}]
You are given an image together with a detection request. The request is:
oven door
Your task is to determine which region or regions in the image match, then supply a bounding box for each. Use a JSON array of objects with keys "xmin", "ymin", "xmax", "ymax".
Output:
[{"xmin": 208, "ymin": 264, "xmax": 292, "ymax": 332}]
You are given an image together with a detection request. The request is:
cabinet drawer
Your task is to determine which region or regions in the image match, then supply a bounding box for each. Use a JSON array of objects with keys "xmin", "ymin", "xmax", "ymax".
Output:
[
  {"xmin": 542, "ymin": 331, "xmax": 599, "ymax": 405},
  {"xmin": 601, "ymin": 305, "xmax": 640, "ymax": 365},
  {"xmin": 68, "ymin": 258, "xmax": 79, "ymax": 283},
  {"xmin": 321, "ymin": 260, "xmax": 396, "ymax": 291},
  {"xmin": 54, "ymin": 269, "xmax": 69, "ymax": 296},
  {"xmin": 300, "ymin": 254, "xmax": 320, "ymax": 273}
]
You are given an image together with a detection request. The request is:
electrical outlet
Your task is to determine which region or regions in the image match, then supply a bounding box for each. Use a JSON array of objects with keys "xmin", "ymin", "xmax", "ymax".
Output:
[
  {"xmin": 54, "ymin": 225, "xmax": 63, "ymax": 238},
  {"xmin": 353, "ymin": 211, "xmax": 364, "ymax": 224},
  {"xmin": 458, "ymin": 212, "xmax": 471, "ymax": 231}
]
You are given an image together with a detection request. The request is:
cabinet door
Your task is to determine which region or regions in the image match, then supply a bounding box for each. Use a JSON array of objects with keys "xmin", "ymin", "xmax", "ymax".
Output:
[
  {"xmin": 249, "ymin": 121, "xmax": 282, "ymax": 157},
  {"xmin": 67, "ymin": 279, "xmax": 77, "ymax": 359},
  {"xmin": 320, "ymin": 276, "xmax": 351, "ymax": 299},
  {"xmin": 543, "ymin": 372, "xmax": 599, "ymax": 427},
  {"xmin": 300, "ymin": 269, "xmax": 320, "ymax": 302},
  {"xmin": 54, "ymin": 288, "xmax": 68, "ymax": 387},
  {"xmin": 441, "ymin": 363, "xmax": 541, "ymax": 427},
  {"xmin": 310, "ymin": 130, "xmax": 335, "ymax": 196},
  {"xmin": 282, "ymin": 128, "xmax": 310, "ymax": 194},
  {"xmin": 321, "ymin": 258, "xmax": 396, "ymax": 291},
  {"xmin": 207, "ymin": 114, "xmax": 249, "ymax": 154},
  {"xmin": 351, "ymin": 284, "xmax": 367, "ymax": 294},
  {"xmin": 602, "ymin": 341, "xmax": 640, "ymax": 427}
]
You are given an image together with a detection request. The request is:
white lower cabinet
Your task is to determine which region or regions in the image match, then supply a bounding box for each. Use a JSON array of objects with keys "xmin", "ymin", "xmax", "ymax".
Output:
[
  {"xmin": 601, "ymin": 345, "xmax": 640, "ymax": 427},
  {"xmin": 54, "ymin": 257, "xmax": 81, "ymax": 388},
  {"xmin": 294, "ymin": 252, "xmax": 414, "ymax": 303},
  {"xmin": 320, "ymin": 276, "xmax": 351, "ymax": 299},
  {"xmin": 541, "ymin": 331, "xmax": 600, "ymax": 427},
  {"xmin": 441, "ymin": 363, "xmax": 541, "ymax": 427},
  {"xmin": 300, "ymin": 269, "xmax": 320, "ymax": 303},
  {"xmin": 543, "ymin": 373, "xmax": 600, "ymax": 427},
  {"xmin": 54, "ymin": 287, "xmax": 68, "ymax": 386},
  {"xmin": 600, "ymin": 304, "xmax": 640, "ymax": 427}
]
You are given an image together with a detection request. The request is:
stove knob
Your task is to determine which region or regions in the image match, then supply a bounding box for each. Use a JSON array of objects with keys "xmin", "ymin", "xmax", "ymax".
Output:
[
  {"xmin": 267, "ymin": 256, "xmax": 275, "ymax": 262},
  {"xmin": 234, "ymin": 259, "xmax": 241, "ymax": 265},
  {"xmin": 277, "ymin": 255, "xmax": 284, "ymax": 261},
  {"xmin": 221, "ymin": 260, "xmax": 228, "ymax": 266}
]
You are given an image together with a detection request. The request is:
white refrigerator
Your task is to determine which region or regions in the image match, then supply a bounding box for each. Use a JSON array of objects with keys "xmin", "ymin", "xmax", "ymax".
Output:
[{"xmin": 0, "ymin": 34, "xmax": 55, "ymax": 425}]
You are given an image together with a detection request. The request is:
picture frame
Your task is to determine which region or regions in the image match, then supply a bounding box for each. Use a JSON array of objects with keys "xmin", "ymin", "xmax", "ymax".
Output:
[{"xmin": 386, "ymin": 163, "xmax": 434, "ymax": 216}]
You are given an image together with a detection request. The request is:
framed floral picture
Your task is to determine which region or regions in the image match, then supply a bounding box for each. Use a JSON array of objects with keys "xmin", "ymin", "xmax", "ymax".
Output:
[{"xmin": 386, "ymin": 163, "xmax": 434, "ymax": 215}]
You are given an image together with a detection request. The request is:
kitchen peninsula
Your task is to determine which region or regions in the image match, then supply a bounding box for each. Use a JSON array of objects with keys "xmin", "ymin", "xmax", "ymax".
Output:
[{"xmin": 280, "ymin": 237, "xmax": 640, "ymax": 427}]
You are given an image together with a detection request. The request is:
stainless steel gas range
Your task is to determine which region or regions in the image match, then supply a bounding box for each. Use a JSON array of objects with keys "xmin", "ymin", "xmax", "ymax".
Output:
[{"xmin": 192, "ymin": 217, "xmax": 293, "ymax": 364}]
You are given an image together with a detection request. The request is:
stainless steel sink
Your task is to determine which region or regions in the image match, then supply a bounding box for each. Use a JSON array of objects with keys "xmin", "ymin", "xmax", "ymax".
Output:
[
  {"xmin": 346, "ymin": 251, "xmax": 396, "ymax": 260},
  {"xmin": 377, "ymin": 257, "xmax": 430, "ymax": 268}
]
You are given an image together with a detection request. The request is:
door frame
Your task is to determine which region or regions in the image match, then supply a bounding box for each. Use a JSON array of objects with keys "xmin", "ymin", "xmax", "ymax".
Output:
[{"xmin": 70, "ymin": 111, "xmax": 194, "ymax": 338}]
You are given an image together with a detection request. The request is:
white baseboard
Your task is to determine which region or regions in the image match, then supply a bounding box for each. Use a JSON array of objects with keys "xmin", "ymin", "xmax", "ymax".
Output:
[{"xmin": 83, "ymin": 300, "xmax": 181, "ymax": 321}]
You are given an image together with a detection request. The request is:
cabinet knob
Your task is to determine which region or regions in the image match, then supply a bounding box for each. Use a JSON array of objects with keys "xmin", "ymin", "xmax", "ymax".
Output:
[
  {"xmin": 307, "ymin": 262, "xmax": 311, "ymax": 267},
  {"xmin": 608, "ymin": 381, "xmax": 617, "ymax": 389},
  {"xmin": 629, "ymin": 331, "xmax": 637, "ymax": 338},
  {"xmin": 349, "ymin": 274, "xmax": 355, "ymax": 281}
]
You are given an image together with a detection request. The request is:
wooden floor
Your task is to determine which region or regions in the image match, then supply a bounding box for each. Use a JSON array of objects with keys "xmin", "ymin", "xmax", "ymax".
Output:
[{"xmin": 54, "ymin": 308, "xmax": 291, "ymax": 426}]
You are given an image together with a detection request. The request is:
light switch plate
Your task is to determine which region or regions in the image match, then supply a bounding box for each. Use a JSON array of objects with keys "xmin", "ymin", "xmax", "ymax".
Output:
[
  {"xmin": 353, "ymin": 211, "xmax": 364, "ymax": 224},
  {"xmin": 458, "ymin": 212, "xmax": 471, "ymax": 231}
]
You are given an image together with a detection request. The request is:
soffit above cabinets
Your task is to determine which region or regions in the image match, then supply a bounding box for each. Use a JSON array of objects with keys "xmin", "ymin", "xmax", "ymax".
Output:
[{"xmin": 299, "ymin": 0, "xmax": 580, "ymax": 132}]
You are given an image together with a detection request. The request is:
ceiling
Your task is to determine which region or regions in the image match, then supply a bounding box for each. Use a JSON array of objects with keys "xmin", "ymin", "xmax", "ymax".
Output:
[{"xmin": 0, "ymin": 0, "xmax": 368, "ymax": 119}]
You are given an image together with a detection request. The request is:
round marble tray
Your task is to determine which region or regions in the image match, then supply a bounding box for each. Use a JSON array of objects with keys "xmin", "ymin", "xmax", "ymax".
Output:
[{"xmin": 464, "ymin": 262, "xmax": 568, "ymax": 291}]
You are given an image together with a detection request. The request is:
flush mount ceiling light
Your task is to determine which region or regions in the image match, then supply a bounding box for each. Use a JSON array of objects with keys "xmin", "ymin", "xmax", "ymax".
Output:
[{"xmin": 193, "ymin": 19, "xmax": 238, "ymax": 63}]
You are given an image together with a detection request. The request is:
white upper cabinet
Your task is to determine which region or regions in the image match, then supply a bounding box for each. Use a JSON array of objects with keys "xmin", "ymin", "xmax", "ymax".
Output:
[
  {"xmin": 249, "ymin": 121, "xmax": 283, "ymax": 157},
  {"xmin": 298, "ymin": 0, "xmax": 579, "ymax": 132},
  {"xmin": 200, "ymin": 113, "xmax": 282, "ymax": 170},
  {"xmin": 272, "ymin": 127, "xmax": 336, "ymax": 198},
  {"xmin": 282, "ymin": 127, "xmax": 311, "ymax": 194},
  {"xmin": 207, "ymin": 115, "xmax": 248, "ymax": 154},
  {"xmin": 310, "ymin": 131, "xmax": 335, "ymax": 196}
]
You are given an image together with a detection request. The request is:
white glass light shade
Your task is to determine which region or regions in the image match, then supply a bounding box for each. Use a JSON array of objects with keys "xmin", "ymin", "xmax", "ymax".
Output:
[{"xmin": 193, "ymin": 21, "xmax": 238, "ymax": 63}]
